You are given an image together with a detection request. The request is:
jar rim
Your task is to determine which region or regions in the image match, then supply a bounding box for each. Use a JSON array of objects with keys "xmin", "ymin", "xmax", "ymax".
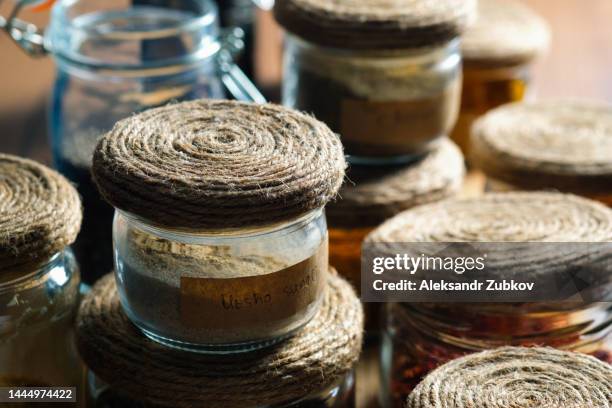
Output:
[
  {"xmin": 0, "ymin": 252, "xmax": 62, "ymax": 292},
  {"xmin": 116, "ymin": 208, "xmax": 325, "ymax": 244},
  {"xmin": 46, "ymin": 0, "xmax": 221, "ymax": 72}
]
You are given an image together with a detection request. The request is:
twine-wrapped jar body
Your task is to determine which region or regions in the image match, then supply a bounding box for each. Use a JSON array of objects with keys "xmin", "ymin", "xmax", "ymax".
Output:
[
  {"xmin": 113, "ymin": 209, "xmax": 328, "ymax": 353},
  {"xmin": 381, "ymin": 302, "xmax": 612, "ymax": 408},
  {"xmin": 48, "ymin": 0, "xmax": 226, "ymax": 285},
  {"xmin": 86, "ymin": 369, "xmax": 354, "ymax": 408},
  {"xmin": 451, "ymin": 62, "xmax": 532, "ymax": 154},
  {"xmin": 0, "ymin": 250, "xmax": 81, "ymax": 388},
  {"xmin": 282, "ymin": 36, "xmax": 462, "ymax": 164}
]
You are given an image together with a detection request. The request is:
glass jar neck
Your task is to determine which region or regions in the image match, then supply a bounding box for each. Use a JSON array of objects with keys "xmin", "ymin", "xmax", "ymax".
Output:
[
  {"xmin": 46, "ymin": 0, "xmax": 220, "ymax": 76},
  {"xmin": 0, "ymin": 252, "xmax": 66, "ymax": 292},
  {"xmin": 116, "ymin": 208, "xmax": 325, "ymax": 244}
]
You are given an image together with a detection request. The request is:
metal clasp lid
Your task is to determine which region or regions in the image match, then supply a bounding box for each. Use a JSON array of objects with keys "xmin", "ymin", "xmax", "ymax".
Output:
[{"xmin": 0, "ymin": 0, "xmax": 48, "ymax": 56}]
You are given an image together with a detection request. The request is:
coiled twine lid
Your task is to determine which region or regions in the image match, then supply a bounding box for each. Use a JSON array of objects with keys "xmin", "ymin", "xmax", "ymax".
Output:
[
  {"xmin": 471, "ymin": 100, "xmax": 612, "ymax": 196},
  {"xmin": 0, "ymin": 154, "xmax": 82, "ymax": 271},
  {"xmin": 367, "ymin": 192, "xmax": 612, "ymax": 243},
  {"xmin": 462, "ymin": 0, "xmax": 550, "ymax": 66},
  {"xmin": 327, "ymin": 139, "xmax": 464, "ymax": 229},
  {"xmin": 407, "ymin": 347, "xmax": 612, "ymax": 408},
  {"xmin": 274, "ymin": 0, "xmax": 476, "ymax": 50},
  {"xmin": 92, "ymin": 100, "xmax": 346, "ymax": 230},
  {"xmin": 76, "ymin": 271, "xmax": 363, "ymax": 408}
]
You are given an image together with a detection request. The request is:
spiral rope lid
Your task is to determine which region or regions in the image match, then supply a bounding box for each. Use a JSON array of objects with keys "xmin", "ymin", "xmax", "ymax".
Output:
[
  {"xmin": 92, "ymin": 100, "xmax": 346, "ymax": 230},
  {"xmin": 327, "ymin": 139, "xmax": 464, "ymax": 229},
  {"xmin": 367, "ymin": 192, "xmax": 612, "ymax": 243},
  {"xmin": 462, "ymin": 0, "xmax": 550, "ymax": 66},
  {"xmin": 274, "ymin": 0, "xmax": 476, "ymax": 50},
  {"xmin": 471, "ymin": 100, "xmax": 612, "ymax": 195},
  {"xmin": 76, "ymin": 271, "xmax": 363, "ymax": 408},
  {"xmin": 407, "ymin": 347, "xmax": 612, "ymax": 408},
  {"xmin": 0, "ymin": 154, "xmax": 82, "ymax": 271}
]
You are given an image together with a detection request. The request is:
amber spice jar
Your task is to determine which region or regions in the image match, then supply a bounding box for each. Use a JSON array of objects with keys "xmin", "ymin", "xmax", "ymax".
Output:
[
  {"xmin": 451, "ymin": 0, "xmax": 550, "ymax": 156},
  {"xmin": 471, "ymin": 100, "xmax": 612, "ymax": 205},
  {"xmin": 367, "ymin": 192, "xmax": 612, "ymax": 408}
]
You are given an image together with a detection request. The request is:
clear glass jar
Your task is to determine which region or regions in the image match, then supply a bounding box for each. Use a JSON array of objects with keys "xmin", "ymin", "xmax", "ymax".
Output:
[
  {"xmin": 86, "ymin": 369, "xmax": 354, "ymax": 407},
  {"xmin": 113, "ymin": 209, "xmax": 328, "ymax": 353},
  {"xmin": 0, "ymin": 250, "xmax": 82, "ymax": 388},
  {"xmin": 282, "ymin": 36, "xmax": 462, "ymax": 164},
  {"xmin": 380, "ymin": 302, "xmax": 612, "ymax": 408},
  {"xmin": 451, "ymin": 63, "xmax": 532, "ymax": 155}
]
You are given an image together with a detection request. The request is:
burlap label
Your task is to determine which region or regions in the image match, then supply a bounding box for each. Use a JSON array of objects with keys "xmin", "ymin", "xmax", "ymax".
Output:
[{"xmin": 180, "ymin": 243, "xmax": 328, "ymax": 329}]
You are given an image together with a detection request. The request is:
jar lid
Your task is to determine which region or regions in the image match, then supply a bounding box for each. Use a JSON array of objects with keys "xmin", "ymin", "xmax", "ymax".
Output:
[
  {"xmin": 462, "ymin": 0, "xmax": 550, "ymax": 66},
  {"xmin": 367, "ymin": 192, "xmax": 612, "ymax": 242},
  {"xmin": 0, "ymin": 154, "xmax": 82, "ymax": 271},
  {"xmin": 407, "ymin": 347, "xmax": 612, "ymax": 408},
  {"xmin": 327, "ymin": 139, "xmax": 464, "ymax": 229},
  {"xmin": 274, "ymin": 0, "xmax": 476, "ymax": 50},
  {"xmin": 76, "ymin": 271, "xmax": 363, "ymax": 408},
  {"xmin": 92, "ymin": 100, "xmax": 346, "ymax": 230},
  {"xmin": 471, "ymin": 100, "xmax": 612, "ymax": 196}
]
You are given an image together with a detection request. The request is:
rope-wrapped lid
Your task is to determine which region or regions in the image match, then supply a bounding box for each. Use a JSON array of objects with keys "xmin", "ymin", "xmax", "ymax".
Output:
[
  {"xmin": 471, "ymin": 100, "xmax": 612, "ymax": 196},
  {"xmin": 76, "ymin": 271, "xmax": 363, "ymax": 408},
  {"xmin": 92, "ymin": 100, "xmax": 346, "ymax": 229},
  {"xmin": 274, "ymin": 0, "xmax": 476, "ymax": 50},
  {"xmin": 0, "ymin": 154, "xmax": 82, "ymax": 271},
  {"xmin": 462, "ymin": 0, "xmax": 550, "ymax": 67},
  {"xmin": 327, "ymin": 139, "xmax": 464, "ymax": 229},
  {"xmin": 407, "ymin": 347, "xmax": 612, "ymax": 408}
]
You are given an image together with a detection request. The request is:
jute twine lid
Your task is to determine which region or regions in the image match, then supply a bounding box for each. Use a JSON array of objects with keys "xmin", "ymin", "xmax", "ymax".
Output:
[
  {"xmin": 0, "ymin": 154, "xmax": 81, "ymax": 271},
  {"xmin": 327, "ymin": 139, "xmax": 464, "ymax": 229},
  {"xmin": 407, "ymin": 347, "xmax": 612, "ymax": 408},
  {"xmin": 76, "ymin": 271, "xmax": 363, "ymax": 408},
  {"xmin": 462, "ymin": 0, "xmax": 550, "ymax": 67},
  {"xmin": 274, "ymin": 0, "xmax": 476, "ymax": 50},
  {"xmin": 367, "ymin": 192, "xmax": 612, "ymax": 243},
  {"xmin": 92, "ymin": 100, "xmax": 345, "ymax": 230},
  {"xmin": 471, "ymin": 100, "xmax": 612, "ymax": 196}
]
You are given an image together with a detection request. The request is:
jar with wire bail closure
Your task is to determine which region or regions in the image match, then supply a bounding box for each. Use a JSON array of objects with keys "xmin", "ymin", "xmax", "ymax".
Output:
[
  {"xmin": 274, "ymin": 0, "xmax": 475, "ymax": 164},
  {"xmin": 92, "ymin": 99, "xmax": 346, "ymax": 354},
  {"xmin": 0, "ymin": 154, "xmax": 82, "ymax": 391}
]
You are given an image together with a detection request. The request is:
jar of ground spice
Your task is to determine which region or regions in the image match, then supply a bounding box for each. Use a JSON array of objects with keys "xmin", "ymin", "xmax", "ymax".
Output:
[
  {"xmin": 366, "ymin": 192, "xmax": 612, "ymax": 408},
  {"xmin": 407, "ymin": 347, "xmax": 612, "ymax": 408},
  {"xmin": 274, "ymin": 0, "xmax": 475, "ymax": 163},
  {"xmin": 471, "ymin": 100, "xmax": 612, "ymax": 205},
  {"xmin": 92, "ymin": 100, "xmax": 345, "ymax": 353},
  {"xmin": 0, "ymin": 154, "xmax": 82, "ymax": 389},
  {"xmin": 452, "ymin": 0, "xmax": 550, "ymax": 155},
  {"xmin": 327, "ymin": 139, "xmax": 464, "ymax": 334},
  {"xmin": 76, "ymin": 272, "xmax": 363, "ymax": 408}
]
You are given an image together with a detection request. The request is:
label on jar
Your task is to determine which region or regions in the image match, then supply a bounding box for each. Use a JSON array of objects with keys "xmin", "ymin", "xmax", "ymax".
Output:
[
  {"xmin": 179, "ymin": 243, "xmax": 327, "ymax": 329},
  {"xmin": 339, "ymin": 93, "xmax": 457, "ymax": 156}
]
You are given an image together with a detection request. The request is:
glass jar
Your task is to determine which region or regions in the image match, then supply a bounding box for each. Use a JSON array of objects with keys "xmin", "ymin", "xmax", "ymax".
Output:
[
  {"xmin": 86, "ymin": 370, "xmax": 354, "ymax": 407},
  {"xmin": 0, "ymin": 250, "xmax": 82, "ymax": 389},
  {"xmin": 0, "ymin": 0, "xmax": 265, "ymax": 285},
  {"xmin": 282, "ymin": 36, "xmax": 462, "ymax": 164},
  {"xmin": 380, "ymin": 302, "xmax": 612, "ymax": 408},
  {"xmin": 113, "ymin": 209, "xmax": 328, "ymax": 353}
]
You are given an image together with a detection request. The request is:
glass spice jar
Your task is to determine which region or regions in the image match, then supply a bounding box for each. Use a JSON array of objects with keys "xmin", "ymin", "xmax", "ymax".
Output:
[
  {"xmin": 0, "ymin": 0, "xmax": 265, "ymax": 285},
  {"xmin": 274, "ymin": 0, "xmax": 475, "ymax": 164},
  {"xmin": 451, "ymin": 0, "xmax": 550, "ymax": 155},
  {"xmin": 365, "ymin": 192, "xmax": 612, "ymax": 408},
  {"xmin": 471, "ymin": 100, "xmax": 612, "ymax": 206},
  {"xmin": 91, "ymin": 100, "xmax": 345, "ymax": 353},
  {"xmin": 0, "ymin": 154, "xmax": 83, "ymax": 391}
]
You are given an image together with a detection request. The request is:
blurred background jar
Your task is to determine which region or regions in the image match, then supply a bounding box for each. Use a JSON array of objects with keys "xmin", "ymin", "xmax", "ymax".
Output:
[
  {"xmin": 274, "ymin": 0, "xmax": 475, "ymax": 164},
  {"xmin": 0, "ymin": 154, "xmax": 82, "ymax": 393},
  {"xmin": 1, "ymin": 0, "xmax": 264, "ymax": 285},
  {"xmin": 451, "ymin": 0, "xmax": 550, "ymax": 157}
]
